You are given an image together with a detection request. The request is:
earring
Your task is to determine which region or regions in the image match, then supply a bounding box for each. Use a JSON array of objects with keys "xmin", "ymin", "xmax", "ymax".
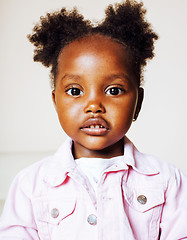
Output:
[{"xmin": 133, "ymin": 113, "xmax": 138, "ymax": 122}]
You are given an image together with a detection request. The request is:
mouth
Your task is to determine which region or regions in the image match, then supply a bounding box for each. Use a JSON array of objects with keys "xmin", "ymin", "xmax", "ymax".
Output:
[{"xmin": 80, "ymin": 118, "xmax": 109, "ymax": 136}]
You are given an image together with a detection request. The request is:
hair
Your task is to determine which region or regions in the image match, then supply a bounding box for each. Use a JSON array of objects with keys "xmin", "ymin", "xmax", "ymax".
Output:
[{"xmin": 28, "ymin": 0, "xmax": 158, "ymax": 89}]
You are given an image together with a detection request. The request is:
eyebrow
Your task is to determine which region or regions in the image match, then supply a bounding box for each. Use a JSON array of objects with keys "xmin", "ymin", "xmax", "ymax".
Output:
[
  {"xmin": 60, "ymin": 73, "xmax": 132, "ymax": 87},
  {"xmin": 61, "ymin": 74, "xmax": 81, "ymax": 82},
  {"xmin": 104, "ymin": 73, "xmax": 130, "ymax": 82},
  {"xmin": 61, "ymin": 73, "xmax": 130, "ymax": 81}
]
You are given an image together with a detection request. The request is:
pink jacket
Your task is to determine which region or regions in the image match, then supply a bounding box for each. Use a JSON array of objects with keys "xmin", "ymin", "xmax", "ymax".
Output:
[{"xmin": 0, "ymin": 137, "xmax": 187, "ymax": 240}]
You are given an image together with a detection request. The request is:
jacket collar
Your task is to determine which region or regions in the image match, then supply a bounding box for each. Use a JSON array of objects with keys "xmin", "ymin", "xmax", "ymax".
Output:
[
  {"xmin": 42, "ymin": 138, "xmax": 76, "ymax": 187},
  {"xmin": 43, "ymin": 137, "xmax": 159, "ymax": 187},
  {"xmin": 123, "ymin": 137, "xmax": 160, "ymax": 175}
]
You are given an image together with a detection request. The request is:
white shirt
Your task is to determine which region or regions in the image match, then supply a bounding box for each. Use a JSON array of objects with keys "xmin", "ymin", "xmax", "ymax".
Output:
[{"xmin": 76, "ymin": 156, "xmax": 124, "ymax": 195}]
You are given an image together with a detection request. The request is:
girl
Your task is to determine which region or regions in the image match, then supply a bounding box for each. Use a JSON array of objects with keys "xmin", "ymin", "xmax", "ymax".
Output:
[{"xmin": 0, "ymin": 0, "xmax": 187, "ymax": 239}]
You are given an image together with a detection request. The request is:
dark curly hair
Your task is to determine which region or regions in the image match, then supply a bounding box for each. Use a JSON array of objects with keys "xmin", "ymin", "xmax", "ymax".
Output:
[{"xmin": 28, "ymin": 0, "xmax": 158, "ymax": 89}]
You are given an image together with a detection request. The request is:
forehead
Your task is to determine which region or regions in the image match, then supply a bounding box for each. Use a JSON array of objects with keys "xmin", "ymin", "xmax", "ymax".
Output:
[
  {"xmin": 59, "ymin": 34, "xmax": 131, "ymax": 65},
  {"xmin": 56, "ymin": 34, "xmax": 136, "ymax": 86}
]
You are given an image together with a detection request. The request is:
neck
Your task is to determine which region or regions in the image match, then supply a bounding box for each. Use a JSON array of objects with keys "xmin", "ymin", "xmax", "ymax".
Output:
[{"xmin": 73, "ymin": 138, "xmax": 124, "ymax": 159}]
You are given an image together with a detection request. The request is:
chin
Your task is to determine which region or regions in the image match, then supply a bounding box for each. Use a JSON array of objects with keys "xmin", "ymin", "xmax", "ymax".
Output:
[{"xmin": 82, "ymin": 141, "xmax": 112, "ymax": 151}]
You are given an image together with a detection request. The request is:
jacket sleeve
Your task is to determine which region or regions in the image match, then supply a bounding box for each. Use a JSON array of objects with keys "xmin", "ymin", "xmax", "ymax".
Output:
[
  {"xmin": 0, "ymin": 171, "xmax": 39, "ymax": 240},
  {"xmin": 160, "ymin": 168, "xmax": 187, "ymax": 239}
]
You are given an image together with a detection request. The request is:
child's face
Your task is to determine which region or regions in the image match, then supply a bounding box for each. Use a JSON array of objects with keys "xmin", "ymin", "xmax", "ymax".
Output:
[{"xmin": 52, "ymin": 35, "xmax": 143, "ymax": 158}]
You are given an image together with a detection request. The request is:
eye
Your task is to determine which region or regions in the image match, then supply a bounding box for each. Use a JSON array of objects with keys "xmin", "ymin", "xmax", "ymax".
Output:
[
  {"xmin": 105, "ymin": 87, "xmax": 123, "ymax": 96},
  {"xmin": 66, "ymin": 87, "xmax": 83, "ymax": 96}
]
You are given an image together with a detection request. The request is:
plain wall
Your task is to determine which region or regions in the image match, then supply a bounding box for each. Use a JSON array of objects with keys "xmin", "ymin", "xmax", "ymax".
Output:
[{"xmin": 0, "ymin": 0, "xmax": 187, "ymax": 201}]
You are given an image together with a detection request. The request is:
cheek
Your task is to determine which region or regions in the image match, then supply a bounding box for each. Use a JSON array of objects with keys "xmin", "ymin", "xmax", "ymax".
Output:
[
  {"xmin": 56, "ymin": 101, "xmax": 81, "ymax": 126},
  {"xmin": 109, "ymin": 96, "xmax": 137, "ymax": 122}
]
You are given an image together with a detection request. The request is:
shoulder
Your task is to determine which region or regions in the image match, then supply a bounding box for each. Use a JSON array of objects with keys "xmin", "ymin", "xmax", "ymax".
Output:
[
  {"xmin": 136, "ymin": 150, "xmax": 176, "ymax": 176},
  {"xmin": 9, "ymin": 155, "xmax": 54, "ymax": 197},
  {"xmin": 134, "ymin": 147, "xmax": 187, "ymax": 197},
  {"xmin": 9, "ymin": 138, "xmax": 74, "ymax": 198},
  {"xmin": 125, "ymin": 137, "xmax": 187, "ymax": 186}
]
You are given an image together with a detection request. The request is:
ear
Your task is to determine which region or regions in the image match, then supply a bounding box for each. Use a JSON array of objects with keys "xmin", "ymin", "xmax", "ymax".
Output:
[
  {"xmin": 133, "ymin": 87, "xmax": 144, "ymax": 121},
  {"xmin": 52, "ymin": 90, "xmax": 57, "ymax": 109}
]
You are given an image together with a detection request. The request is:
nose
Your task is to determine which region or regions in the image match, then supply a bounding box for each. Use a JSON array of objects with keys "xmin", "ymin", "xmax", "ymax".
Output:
[{"xmin": 84, "ymin": 101, "xmax": 106, "ymax": 114}]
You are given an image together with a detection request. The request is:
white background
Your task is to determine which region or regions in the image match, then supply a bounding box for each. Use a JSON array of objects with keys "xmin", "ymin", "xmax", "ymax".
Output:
[{"xmin": 0, "ymin": 0, "xmax": 187, "ymax": 201}]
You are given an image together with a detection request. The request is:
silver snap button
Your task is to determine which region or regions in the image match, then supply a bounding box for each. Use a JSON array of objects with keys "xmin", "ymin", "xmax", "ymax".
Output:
[
  {"xmin": 87, "ymin": 214, "xmax": 97, "ymax": 225},
  {"xmin": 51, "ymin": 208, "xmax": 59, "ymax": 218},
  {"xmin": 137, "ymin": 195, "xmax": 147, "ymax": 205}
]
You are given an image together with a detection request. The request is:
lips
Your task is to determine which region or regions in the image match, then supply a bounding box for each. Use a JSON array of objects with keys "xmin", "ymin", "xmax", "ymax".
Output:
[{"xmin": 80, "ymin": 118, "xmax": 109, "ymax": 136}]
